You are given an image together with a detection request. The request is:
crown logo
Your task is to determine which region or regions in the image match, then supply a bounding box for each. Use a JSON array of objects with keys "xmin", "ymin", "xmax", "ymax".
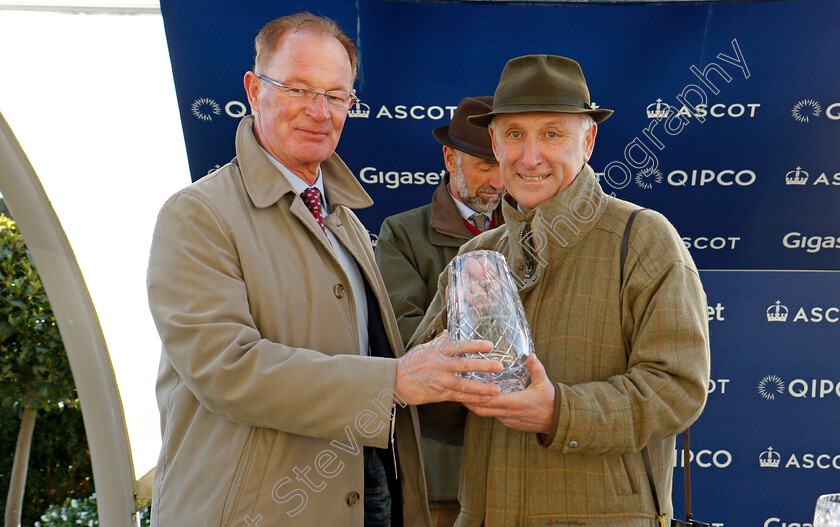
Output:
[
  {"xmin": 766, "ymin": 300, "xmax": 788, "ymax": 322},
  {"xmin": 785, "ymin": 166, "xmax": 809, "ymax": 185},
  {"xmin": 646, "ymin": 99, "xmax": 673, "ymax": 120},
  {"xmin": 348, "ymin": 102, "xmax": 370, "ymax": 118},
  {"xmin": 759, "ymin": 446, "xmax": 781, "ymax": 468}
]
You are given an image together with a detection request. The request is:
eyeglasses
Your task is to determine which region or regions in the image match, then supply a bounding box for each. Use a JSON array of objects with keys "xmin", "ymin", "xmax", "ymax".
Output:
[{"xmin": 256, "ymin": 74, "xmax": 359, "ymax": 110}]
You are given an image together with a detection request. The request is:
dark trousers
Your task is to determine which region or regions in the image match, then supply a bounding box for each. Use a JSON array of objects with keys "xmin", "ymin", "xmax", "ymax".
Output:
[{"xmin": 364, "ymin": 447, "xmax": 391, "ymax": 527}]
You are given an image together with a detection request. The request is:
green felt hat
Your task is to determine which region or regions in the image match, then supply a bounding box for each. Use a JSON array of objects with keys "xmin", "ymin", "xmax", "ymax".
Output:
[{"xmin": 468, "ymin": 55, "xmax": 613, "ymax": 127}]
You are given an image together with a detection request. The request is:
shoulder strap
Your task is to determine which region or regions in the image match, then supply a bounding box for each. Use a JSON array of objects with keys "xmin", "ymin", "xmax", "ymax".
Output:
[
  {"xmin": 619, "ymin": 207, "xmax": 645, "ymax": 291},
  {"xmin": 620, "ymin": 208, "xmax": 693, "ymax": 525},
  {"xmin": 641, "ymin": 446, "xmax": 664, "ymax": 526}
]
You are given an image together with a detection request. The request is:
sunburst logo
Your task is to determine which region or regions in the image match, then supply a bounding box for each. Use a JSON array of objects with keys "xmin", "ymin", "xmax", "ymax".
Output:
[
  {"xmin": 791, "ymin": 99, "xmax": 822, "ymax": 123},
  {"xmin": 191, "ymin": 98, "xmax": 222, "ymax": 122},
  {"xmin": 634, "ymin": 167, "xmax": 663, "ymax": 190},
  {"xmin": 758, "ymin": 375, "xmax": 786, "ymax": 400}
]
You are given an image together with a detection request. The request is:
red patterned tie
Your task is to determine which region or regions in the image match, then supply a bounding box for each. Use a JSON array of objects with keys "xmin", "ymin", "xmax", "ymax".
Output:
[{"xmin": 301, "ymin": 187, "xmax": 328, "ymax": 237}]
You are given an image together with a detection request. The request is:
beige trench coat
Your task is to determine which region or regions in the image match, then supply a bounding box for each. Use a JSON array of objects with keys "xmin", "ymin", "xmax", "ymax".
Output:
[{"xmin": 147, "ymin": 116, "xmax": 430, "ymax": 526}]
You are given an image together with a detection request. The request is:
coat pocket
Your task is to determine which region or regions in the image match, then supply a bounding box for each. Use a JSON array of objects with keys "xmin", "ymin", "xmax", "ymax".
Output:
[
  {"xmin": 221, "ymin": 427, "xmax": 259, "ymax": 527},
  {"xmin": 620, "ymin": 453, "xmax": 640, "ymax": 494}
]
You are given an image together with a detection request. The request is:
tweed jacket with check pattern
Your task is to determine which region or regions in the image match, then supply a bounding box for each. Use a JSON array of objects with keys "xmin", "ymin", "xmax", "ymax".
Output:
[{"xmin": 410, "ymin": 164, "xmax": 711, "ymax": 526}]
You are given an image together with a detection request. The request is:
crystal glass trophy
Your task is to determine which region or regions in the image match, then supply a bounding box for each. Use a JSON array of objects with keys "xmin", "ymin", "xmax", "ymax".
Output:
[
  {"xmin": 447, "ymin": 250, "xmax": 533, "ymax": 393},
  {"xmin": 815, "ymin": 494, "xmax": 840, "ymax": 527}
]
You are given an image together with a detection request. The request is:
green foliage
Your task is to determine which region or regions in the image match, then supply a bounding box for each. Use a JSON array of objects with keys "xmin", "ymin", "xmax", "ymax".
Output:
[
  {"xmin": 35, "ymin": 494, "xmax": 151, "ymax": 527},
  {"xmin": 0, "ymin": 404, "xmax": 93, "ymax": 525},
  {"xmin": 35, "ymin": 495, "xmax": 98, "ymax": 527},
  {"xmin": 0, "ymin": 214, "xmax": 75, "ymax": 411},
  {"xmin": 0, "ymin": 214, "xmax": 92, "ymax": 524}
]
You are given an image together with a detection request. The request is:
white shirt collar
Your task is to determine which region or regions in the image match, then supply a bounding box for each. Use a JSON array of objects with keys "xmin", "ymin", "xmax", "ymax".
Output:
[{"xmin": 260, "ymin": 146, "xmax": 328, "ymax": 213}]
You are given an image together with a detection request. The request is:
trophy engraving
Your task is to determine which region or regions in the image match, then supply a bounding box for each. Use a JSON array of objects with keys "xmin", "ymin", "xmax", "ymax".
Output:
[{"xmin": 447, "ymin": 250, "xmax": 533, "ymax": 393}]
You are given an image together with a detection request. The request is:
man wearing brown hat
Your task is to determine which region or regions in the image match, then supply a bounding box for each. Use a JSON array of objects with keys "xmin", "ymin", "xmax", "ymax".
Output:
[
  {"xmin": 409, "ymin": 55, "xmax": 710, "ymax": 526},
  {"xmin": 375, "ymin": 96, "xmax": 503, "ymax": 526}
]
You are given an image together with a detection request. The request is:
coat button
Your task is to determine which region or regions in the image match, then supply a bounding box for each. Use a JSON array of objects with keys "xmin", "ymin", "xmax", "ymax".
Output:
[
  {"xmin": 346, "ymin": 491, "xmax": 360, "ymax": 506},
  {"xmin": 569, "ymin": 440, "xmax": 579, "ymax": 449},
  {"xmin": 334, "ymin": 284, "xmax": 345, "ymax": 298}
]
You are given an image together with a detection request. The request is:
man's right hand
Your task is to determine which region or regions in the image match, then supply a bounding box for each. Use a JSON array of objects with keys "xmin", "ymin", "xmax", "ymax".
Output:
[{"xmin": 394, "ymin": 331, "xmax": 503, "ymax": 405}]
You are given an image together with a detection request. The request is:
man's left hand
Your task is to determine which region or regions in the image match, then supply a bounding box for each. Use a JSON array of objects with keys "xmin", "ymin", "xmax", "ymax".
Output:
[{"xmin": 464, "ymin": 353, "xmax": 556, "ymax": 434}]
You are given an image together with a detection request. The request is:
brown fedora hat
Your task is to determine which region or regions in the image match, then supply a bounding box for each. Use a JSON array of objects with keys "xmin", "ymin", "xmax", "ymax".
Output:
[
  {"xmin": 468, "ymin": 55, "xmax": 613, "ymax": 127},
  {"xmin": 433, "ymin": 96, "xmax": 495, "ymax": 161}
]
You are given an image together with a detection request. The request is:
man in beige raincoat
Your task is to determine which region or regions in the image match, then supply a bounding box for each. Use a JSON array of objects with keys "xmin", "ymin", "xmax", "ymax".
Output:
[{"xmin": 147, "ymin": 13, "xmax": 502, "ymax": 527}]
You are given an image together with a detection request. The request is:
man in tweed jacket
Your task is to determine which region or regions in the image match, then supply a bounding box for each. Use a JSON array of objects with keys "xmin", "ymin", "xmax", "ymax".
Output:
[{"xmin": 408, "ymin": 55, "xmax": 711, "ymax": 526}]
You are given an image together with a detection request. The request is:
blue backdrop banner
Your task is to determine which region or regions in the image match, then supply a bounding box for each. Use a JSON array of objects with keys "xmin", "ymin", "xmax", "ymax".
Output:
[{"xmin": 159, "ymin": 1, "xmax": 840, "ymax": 525}]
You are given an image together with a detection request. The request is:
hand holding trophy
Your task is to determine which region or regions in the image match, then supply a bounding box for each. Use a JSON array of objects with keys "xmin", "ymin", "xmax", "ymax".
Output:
[{"xmin": 447, "ymin": 250, "xmax": 533, "ymax": 393}]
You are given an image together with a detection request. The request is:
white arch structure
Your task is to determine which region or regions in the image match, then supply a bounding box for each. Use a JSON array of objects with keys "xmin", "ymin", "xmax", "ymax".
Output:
[{"xmin": 0, "ymin": 112, "xmax": 135, "ymax": 526}]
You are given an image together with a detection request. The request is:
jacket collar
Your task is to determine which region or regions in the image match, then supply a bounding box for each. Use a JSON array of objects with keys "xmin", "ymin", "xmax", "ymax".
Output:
[
  {"xmin": 234, "ymin": 115, "xmax": 373, "ymax": 210},
  {"xmin": 502, "ymin": 163, "xmax": 608, "ymax": 257},
  {"xmin": 430, "ymin": 172, "xmax": 474, "ymax": 240}
]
